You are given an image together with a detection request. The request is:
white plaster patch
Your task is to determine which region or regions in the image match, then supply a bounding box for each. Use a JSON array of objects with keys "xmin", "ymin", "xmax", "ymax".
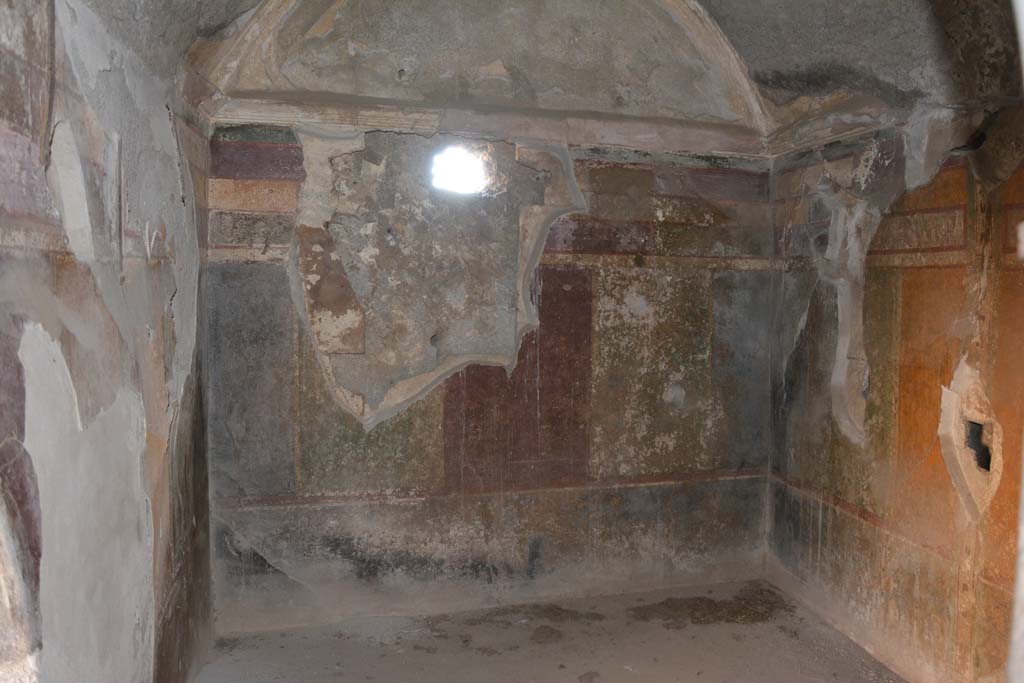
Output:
[
  {"xmin": 46, "ymin": 121, "xmax": 95, "ymax": 263},
  {"xmin": 622, "ymin": 290, "xmax": 653, "ymax": 321},
  {"xmin": 358, "ymin": 245, "xmax": 380, "ymax": 264},
  {"xmin": 0, "ymin": 652, "xmax": 38, "ymax": 683},
  {"xmin": 313, "ymin": 308, "xmax": 363, "ymax": 354},
  {"xmin": 18, "ymin": 324, "xmax": 153, "ymax": 683},
  {"xmin": 661, "ymin": 383, "xmax": 687, "ymax": 408}
]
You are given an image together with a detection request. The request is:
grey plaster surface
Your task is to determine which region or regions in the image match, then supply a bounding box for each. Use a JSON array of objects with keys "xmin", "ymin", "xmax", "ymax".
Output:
[
  {"xmin": 259, "ymin": 0, "xmax": 762, "ymax": 126},
  {"xmin": 700, "ymin": 0, "xmax": 1020, "ymax": 107},
  {"xmin": 196, "ymin": 580, "xmax": 903, "ymax": 683}
]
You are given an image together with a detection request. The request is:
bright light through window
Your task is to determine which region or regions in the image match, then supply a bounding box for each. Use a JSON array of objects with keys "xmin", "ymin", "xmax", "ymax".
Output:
[{"xmin": 431, "ymin": 146, "xmax": 488, "ymax": 194}]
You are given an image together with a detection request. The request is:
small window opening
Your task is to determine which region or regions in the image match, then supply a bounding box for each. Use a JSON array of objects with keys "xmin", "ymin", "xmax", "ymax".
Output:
[
  {"xmin": 431, "ymin": 146, "xmax": 488, "ymax": 195},
  {"xmin": 966, "ymin": 420, "xmax": 992, "ymax": 472}
]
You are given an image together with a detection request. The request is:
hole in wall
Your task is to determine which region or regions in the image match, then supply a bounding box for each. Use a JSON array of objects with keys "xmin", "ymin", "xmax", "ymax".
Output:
[
  {"xmin": 431, "ymin": 146, "xmax": 489, "ymax": 195},
  {"xmin": 937, "ymin": 360, "xmax": 1004, "ymax": 520},
  {"xmin": 965, "ymin": 420, "xmax": 992, "ymax": 472}
]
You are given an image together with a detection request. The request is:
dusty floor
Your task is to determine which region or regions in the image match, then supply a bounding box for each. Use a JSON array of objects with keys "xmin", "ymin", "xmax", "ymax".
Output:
[{"xmin": 195, "ymin": 581, "xmax": 903, "ymax": 682}]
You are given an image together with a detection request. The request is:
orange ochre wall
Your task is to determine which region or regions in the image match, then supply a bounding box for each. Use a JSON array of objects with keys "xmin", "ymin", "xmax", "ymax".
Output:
[{"xmin": 771, "ymin": 156, "xmax": 1022, "ymax": 682}]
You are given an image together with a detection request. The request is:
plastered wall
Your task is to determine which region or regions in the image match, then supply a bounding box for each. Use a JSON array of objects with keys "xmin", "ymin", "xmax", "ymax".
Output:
[
  {"xmin": 769, "ymin": 131, "xmax": 1024, "ymax": 682},
  {"xmin": 0, "ymin": 1, "xmax": 209, "ymax": 681},
  {"xmin": 203, "ymin": 126, "xmax": 776, "ymax": 633}
]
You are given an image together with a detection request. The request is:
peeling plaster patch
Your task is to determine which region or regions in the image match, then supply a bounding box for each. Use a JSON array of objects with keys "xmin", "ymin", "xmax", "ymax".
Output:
[
  {"xmin": 18, "ymin": 0, "xmax": 206, "ymax": 679},
  {"xmin": 797, "ymin": 132, "xmax": 905, "ymax": 445},
  {"xmin": 46, "ymin": 121, "xmax": 95, "ymax": 263},
  {"xmin": 807, "ymin": 194, "xmax": 879, "ymax": 445},
  {"xmin": 784, "ymin": 119, "xmax": 981, "ymax": 448},
  {"xmin": 903, "ymin": 105, "xmax": 981, "ymax": 190},
  {"xmin": 820, "ymin": 201, "xmax": 881, "ymax": 445},
  {"xmin": 291, "ymin": 130, "xmax": 584, "ymax": 429},
  {"xmin": 938, "ymin": 359, "xmax": 1003, "ymax": 521},
  {"xmin": 55, "ymin": 0, "xmax": 200, "ymax": 411},
  {"xmin": 292, "ymin": 224, "xmax": 365, "ymax": 356},
  {"xmin": 18, "ymin": 323, "xmax": 153, "ymax": 683},
  {"xmin": 0, "ymin": 653, "xmax": 38, "ymax": 683}
]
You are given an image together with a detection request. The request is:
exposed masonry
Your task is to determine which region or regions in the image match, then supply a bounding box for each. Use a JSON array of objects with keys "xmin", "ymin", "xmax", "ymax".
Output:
[{"xmin": 289, "ymin": 129, "xmax": 585, "ymax": 429}]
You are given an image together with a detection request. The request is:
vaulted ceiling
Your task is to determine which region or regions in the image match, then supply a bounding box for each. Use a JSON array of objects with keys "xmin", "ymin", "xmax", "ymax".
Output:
[
  {"xmin": 216, "ymin": 0, "xmax": 767, "ymax": 129},
  {"xmin": 84, "ymin": 0, "xmax": 1021, "ymax": 154}
]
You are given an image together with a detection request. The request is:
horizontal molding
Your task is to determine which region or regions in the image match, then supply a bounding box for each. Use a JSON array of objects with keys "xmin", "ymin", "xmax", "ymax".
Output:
[
  {"xmin": 202, "ymin": 93, "xmax": 767, "ymax": 158},
  {"xmin": 205, "ymin": 245, "xmax": 289, "ymax": 263},
  {"xmin": 541, "ymin": 252, "xmax": 778, "ymax": 271}
]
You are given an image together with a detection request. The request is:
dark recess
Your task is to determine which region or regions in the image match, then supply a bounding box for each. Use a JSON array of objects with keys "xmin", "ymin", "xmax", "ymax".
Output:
[{"xmin": 966, "ymin": 420, "xmax": 992, "ymax": 472}]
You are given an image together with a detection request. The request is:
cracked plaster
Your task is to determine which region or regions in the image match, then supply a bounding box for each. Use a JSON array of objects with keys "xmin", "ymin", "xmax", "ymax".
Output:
[{"xmin": 291, "ymin": 129, "xmax": 585, "ymax": 429}]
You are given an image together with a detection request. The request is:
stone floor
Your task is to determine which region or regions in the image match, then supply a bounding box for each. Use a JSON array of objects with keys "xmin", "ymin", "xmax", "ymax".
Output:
[{"xmin": 195, "ymin": 580, "xmax": 903, "ymax": 682}]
